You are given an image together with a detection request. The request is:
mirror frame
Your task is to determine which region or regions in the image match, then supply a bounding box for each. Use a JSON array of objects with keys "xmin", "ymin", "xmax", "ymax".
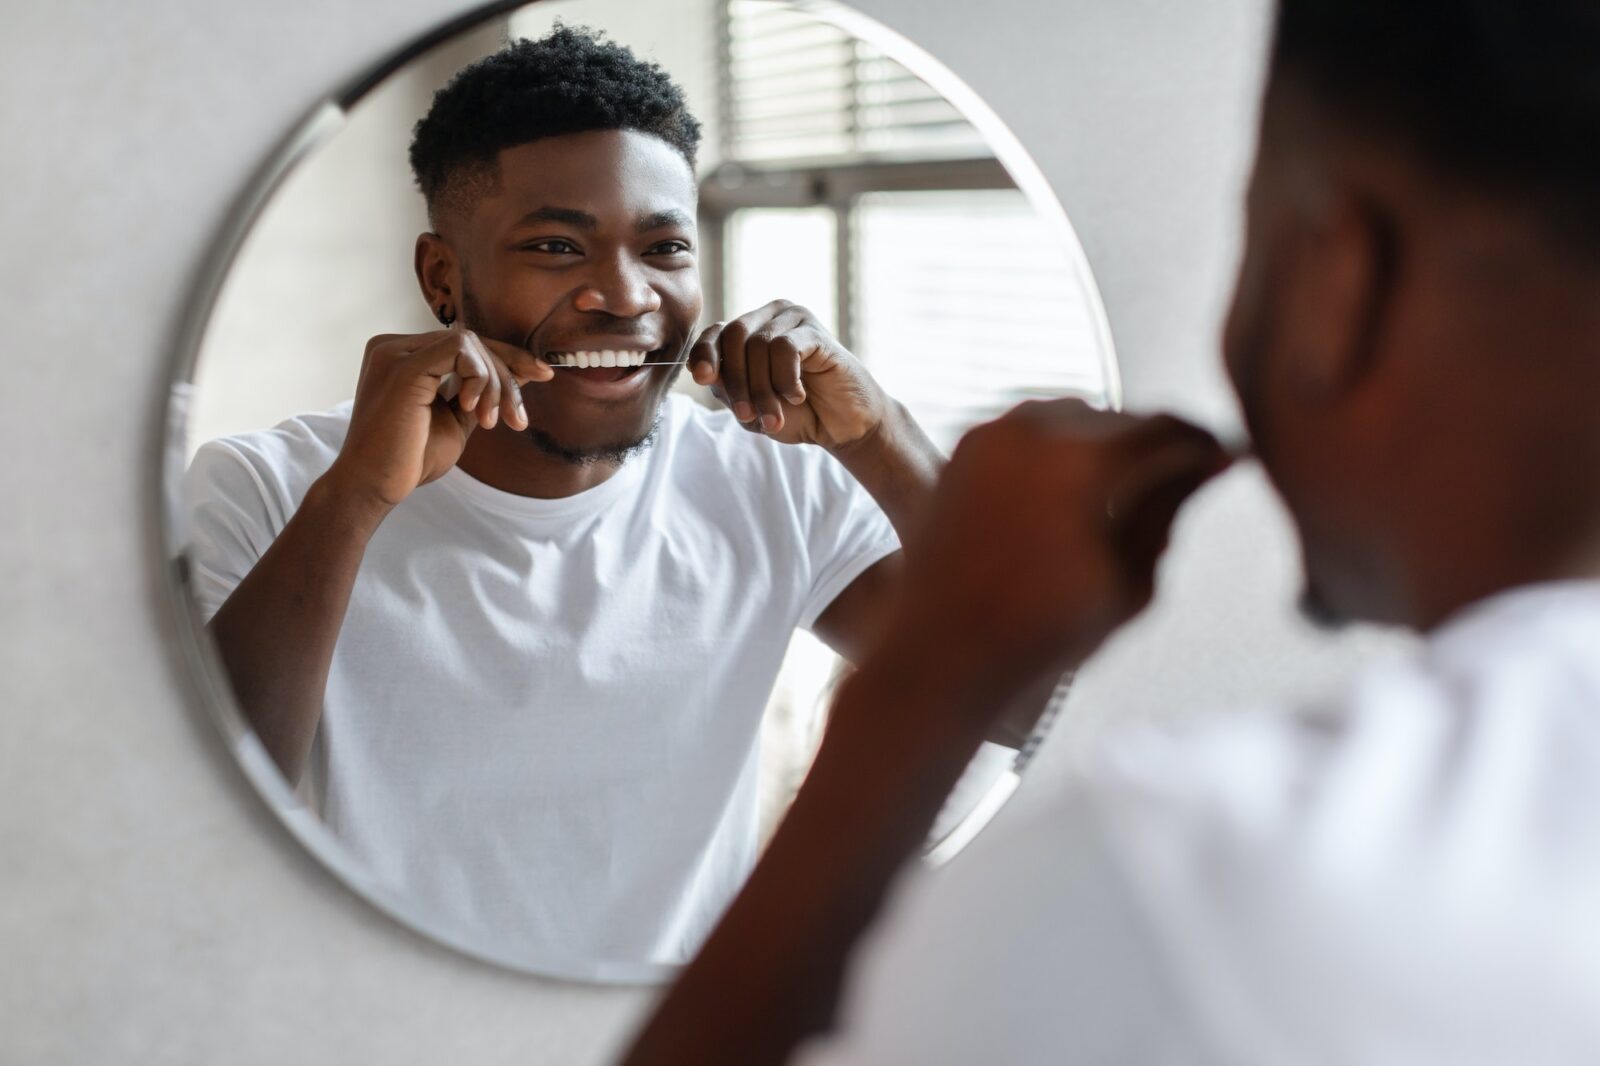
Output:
[{"xmin": 156, "ymin": 0, "xmax": 1121, "ymax": 982}]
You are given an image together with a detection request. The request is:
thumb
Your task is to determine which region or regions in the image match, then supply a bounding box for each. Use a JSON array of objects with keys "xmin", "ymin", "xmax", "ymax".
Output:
[{"xmin": 1108, "ymin": 442, "xmax": 1233, "ymax": 582}]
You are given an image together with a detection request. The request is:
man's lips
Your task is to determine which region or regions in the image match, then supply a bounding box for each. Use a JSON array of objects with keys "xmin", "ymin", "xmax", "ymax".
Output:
[
  {"xmin": 537, "ymin": 353, "xmax": 665, "ymax": 399},
  {"xmin": 563, "ymin": 364, "xmax": 643, "ymax": 384}
]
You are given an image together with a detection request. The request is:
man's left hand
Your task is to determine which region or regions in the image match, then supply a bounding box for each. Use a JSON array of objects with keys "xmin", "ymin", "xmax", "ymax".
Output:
[{"xmin": 689, "ymin": 300, "xmax": 887, "ymax": 452}]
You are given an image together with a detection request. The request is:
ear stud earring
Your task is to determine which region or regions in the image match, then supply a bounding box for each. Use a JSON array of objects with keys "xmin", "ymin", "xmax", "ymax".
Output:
[{"xmin": 437, "ymin": 305, "xmax": 456, "ymax": 327}]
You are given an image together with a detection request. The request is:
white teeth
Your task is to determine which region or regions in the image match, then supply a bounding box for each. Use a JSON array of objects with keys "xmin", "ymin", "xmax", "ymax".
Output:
[{"xmin": 553, "ymin": 350, "xmax": 653, "ymax": 368}]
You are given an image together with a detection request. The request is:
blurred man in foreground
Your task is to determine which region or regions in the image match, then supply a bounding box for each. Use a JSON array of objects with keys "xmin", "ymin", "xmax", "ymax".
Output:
[{"xmin": 622, "ymin": 0, "xmax": 1600, "ymax": 1061}]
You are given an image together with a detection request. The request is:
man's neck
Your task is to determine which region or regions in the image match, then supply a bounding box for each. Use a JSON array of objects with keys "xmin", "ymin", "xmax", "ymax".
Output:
[
  {"xmin": 455, "ymin": 423, "xmax": 625, "ymax": 499},
  {"xmin": 1405, "ymin": 522, "xmax": 1600, "ymax": 632}
]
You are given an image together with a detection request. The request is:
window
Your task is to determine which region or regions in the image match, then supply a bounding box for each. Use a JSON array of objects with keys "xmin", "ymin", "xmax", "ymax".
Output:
[
  {"xmin": 707, "ymin": 3, "xmax": 1114, "ymax": 838},
  {"xmin": 705, "ymin": 1, "xmax": 1109, "ymax": 451},
  {"xmin": 719, "ymin": 0, "xmax": 988, "ymax": 165}
]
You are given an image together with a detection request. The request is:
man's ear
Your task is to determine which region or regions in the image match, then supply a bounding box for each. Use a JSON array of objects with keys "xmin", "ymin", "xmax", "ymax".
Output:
[
  {"xmin": 1281, "ymin": 189, "xmax": 1397, "ymax": 405},
  {"xmin": 415, "ymin": 232, "xmax": 460, "ymax": 322}
]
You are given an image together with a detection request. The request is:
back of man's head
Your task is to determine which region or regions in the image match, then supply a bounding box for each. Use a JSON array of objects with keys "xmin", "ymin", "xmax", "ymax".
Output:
[
  {"xmin": 409, "ymin": 24, "xmax": 702, "ymax": 230},
  {"xmin": 1271, "ymin": 0, "xmax": 1600, "ymax": 262},
  {"xmin": 1231, "ymin": 1, "xmax": 1600, "ymax": 628}
]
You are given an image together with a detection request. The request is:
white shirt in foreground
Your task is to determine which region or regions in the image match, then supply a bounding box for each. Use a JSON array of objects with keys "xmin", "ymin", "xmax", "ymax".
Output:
[
  {"xmin": 182, "ymin": 393, "xmax": 900, "ymax": 976},
  {"xmin": 800, "ymin": 580, "xmax": 1600, "ymax": 1065}
]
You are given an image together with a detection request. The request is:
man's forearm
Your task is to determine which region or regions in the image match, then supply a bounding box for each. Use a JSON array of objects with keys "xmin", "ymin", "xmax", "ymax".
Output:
[
  {"xmin": 620, "ymin": 640, "xmax": 1014, "ymax": 1066},
  {"xmin": 207, "ymin": 473, "xmax": 388, "ymax": 782},
  {"xmin": 829, "ymin": 399, "xmax": 944, "ymax": 543}
]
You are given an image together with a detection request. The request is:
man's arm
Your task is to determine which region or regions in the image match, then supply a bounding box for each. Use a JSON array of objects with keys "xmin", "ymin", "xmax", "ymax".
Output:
[
  {"xmin": 814, "ymin": 401, "xmax": 1062, "ymax": 747},
  {"xmin": 810, "ymin": 398, "xmax": 941, "ymax": 663},
  {"xmin": 207, "ymin": 474, "xmax": 388, "ymax": 784},
  {"xmin": 620, "ymin": 401, "xmax": 1231, "ymax": 1066},
  {"xmin": 687, "ymin": 301, "xmax": 1057, "ymax": 745},
  {"xmin": 204, "ymin": 328, "xmax": 544, "ymax": 782}
]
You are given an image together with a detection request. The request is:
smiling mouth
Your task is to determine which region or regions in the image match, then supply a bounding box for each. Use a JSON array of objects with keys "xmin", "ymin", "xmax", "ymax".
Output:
[
  {"xmin": 545, "ymin": 346, "xmax": 681, "ymax": 382},
  {"xmin": 552, "ymin": 348, "xmax": 653, "ymax": 369}
]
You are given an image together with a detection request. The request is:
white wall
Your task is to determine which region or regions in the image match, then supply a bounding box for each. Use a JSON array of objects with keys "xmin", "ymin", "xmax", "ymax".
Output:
[
  {"xmin": 188, "ymin": 20, "xmax": 506, "ymax": 447},
  {"xmin": 0, "ymin": 2, "xmax": 1402, "ymax": 1063}
]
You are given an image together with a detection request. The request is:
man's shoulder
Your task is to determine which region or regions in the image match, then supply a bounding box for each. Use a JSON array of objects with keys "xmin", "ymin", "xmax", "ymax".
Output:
[
  {"xmin": 1060, "ymin": 586, "xmax": 1600, "ymax": 1056},
  {"xmin": 185, "ymin": 403, "xmax": 353, "ymax": 503}
]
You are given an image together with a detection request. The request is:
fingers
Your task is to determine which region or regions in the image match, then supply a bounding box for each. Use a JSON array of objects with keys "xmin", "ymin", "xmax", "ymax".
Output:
[
  {"xmin": 459, "ymin": 332, "xmax": 501, "ymax": 429},
  {"xmin": 1107, "ymin": 437, "xmax": 1232, "ymax": 591},
  {"xmin": 488, "ymin": 350, "xmax": 528, "ymax": 431},
  {"xmin": 717, "ymin": 317, "xmax": 757, "ymax": 425},
  {"xmin": 704, "ymin": 302, "xmax": 814, "ymax": 429},
  {"xmin": 392, "ymin": 329, "xmax": 551, "ymax": 433},
  {"xmin": 769, "ymin": 332, "xmax": 807, "ymax": 407},
  {"xmin": 458, "ymin": 332, "xmax": 532, "ymax": 432},
  {"xmin": 689, "ymin": 322, "xmax": 722, "ymax": 388},
  {"xmin": 1114, "ymin": 412, "xmax": 1228, "ymax": 468},
  {"xmin": 977, "ymin": 399, "xmax": 1231, "ymax": 583},
  {"xmin": 478, "ymin": 334, "xmax": 554, "ymax": 386},
  {"xmin": 744, "ymin": 328, "xmax": 780, "ymax": 433}
]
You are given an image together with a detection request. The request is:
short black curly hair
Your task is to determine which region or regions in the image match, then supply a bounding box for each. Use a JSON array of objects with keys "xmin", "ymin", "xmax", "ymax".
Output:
[
  {"xmin": 1272, "ymin": 0, "xmax": 1600, "ymax": 260},
  {"xmin": 409, "ymin": 24, "xmax": 702, "ymax": 227}
]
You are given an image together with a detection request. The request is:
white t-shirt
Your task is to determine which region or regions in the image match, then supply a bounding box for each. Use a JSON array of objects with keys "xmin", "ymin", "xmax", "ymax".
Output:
[
  {"xmin": 182, "ymin": 393, "xmax": 900, "ymax": 976},
  {"xmin": 799, "ymin": 580, "xmax": 1600, "ymax": 1065}
]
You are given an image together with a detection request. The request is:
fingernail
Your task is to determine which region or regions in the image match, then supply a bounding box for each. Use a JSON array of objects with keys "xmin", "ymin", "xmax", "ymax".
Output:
[
  {"xmin": 734, "ymin": 401, "xmax": 755, "ymax": 423},
  {"xmin": 761, "ymin": 414, "xmax": 780, "ymax": 433},
  {"xmin": 786, "ymin": 390, "xmax": 806, "ymax": 405}
]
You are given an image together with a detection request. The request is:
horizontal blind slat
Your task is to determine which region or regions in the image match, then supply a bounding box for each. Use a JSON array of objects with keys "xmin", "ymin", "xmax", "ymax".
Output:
[{"xmin": 723, "ymin": 0, "xmax": 987, "ymax": 166}]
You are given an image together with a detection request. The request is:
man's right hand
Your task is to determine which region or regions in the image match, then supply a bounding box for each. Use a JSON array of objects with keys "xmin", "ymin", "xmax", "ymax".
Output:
[
  {"xmin": 885, "ymin": 399, "xmax": 1234, "ymax": 718},
  {"xmin": 324, "ymin": 328, "xmax": 553, "ymax": 514}
]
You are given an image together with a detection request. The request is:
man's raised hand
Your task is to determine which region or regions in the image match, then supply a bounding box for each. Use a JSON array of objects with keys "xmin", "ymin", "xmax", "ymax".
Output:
[
  {"xmin": 689, "ymin": 300, "xmax": 886, "ymax": 453},
  {"xmin": 886, "ymin": 400, "xmax": 1233, "ymax": 713},
  {"xmin": 325, "ymin": 328, "xmax": 553, "ymax": 514}
]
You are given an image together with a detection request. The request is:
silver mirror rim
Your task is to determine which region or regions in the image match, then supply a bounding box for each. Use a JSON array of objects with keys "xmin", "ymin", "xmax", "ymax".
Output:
[{"xmin": 153, "ymin": 0, "xmax": 1121, "ymax": 985}]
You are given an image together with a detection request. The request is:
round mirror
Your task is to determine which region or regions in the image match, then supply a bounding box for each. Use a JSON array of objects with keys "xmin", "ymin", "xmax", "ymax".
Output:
[{"xmin": 162, "ymin": 0, "xmax": 1119, "ymax": 982}]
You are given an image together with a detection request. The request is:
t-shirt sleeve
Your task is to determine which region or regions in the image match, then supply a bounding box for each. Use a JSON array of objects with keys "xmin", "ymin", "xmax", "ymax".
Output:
[
  {"xmin": 795, "ymin": 454, "xmax": 902, "ymax": 632},
  {"xmin": 790, "ymin": 795, "xmax": 1212, "ymax": 1066},
  {"xmin": 180, "ymin": 439, "xmax": 288, "ymax": 622}
]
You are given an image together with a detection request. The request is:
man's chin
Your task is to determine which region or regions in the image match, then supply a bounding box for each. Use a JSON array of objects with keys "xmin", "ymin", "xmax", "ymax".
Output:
[{"xmin": 526, "ymin": 419, "xmax": 660, "ymax": 468}]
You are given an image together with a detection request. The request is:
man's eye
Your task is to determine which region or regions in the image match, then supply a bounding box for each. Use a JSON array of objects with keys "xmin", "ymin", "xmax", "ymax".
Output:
[
  {"xmin": 648, "ymin": 240, "xmax": 692, "ymax": 255},
  {"xmin": 522, "ymin": 239, "xmax": 579, "ymax": 254}
]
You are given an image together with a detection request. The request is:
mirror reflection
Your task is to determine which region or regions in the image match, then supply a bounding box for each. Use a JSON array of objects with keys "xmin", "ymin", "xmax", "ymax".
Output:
[{"xmin": 173, "ymin": 0, "xmax": 1116, "ymax": 978}]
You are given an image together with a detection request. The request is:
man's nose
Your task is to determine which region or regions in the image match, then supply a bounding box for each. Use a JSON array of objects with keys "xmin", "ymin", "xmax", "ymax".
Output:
[{"xmin": 573, "ymin": 255, "xmax": 662, "ymax": 317}]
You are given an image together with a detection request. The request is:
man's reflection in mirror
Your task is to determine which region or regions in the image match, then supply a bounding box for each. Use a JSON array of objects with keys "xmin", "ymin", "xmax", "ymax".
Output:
[{"xmin": 179, "ymin": 25, "xmax": 980, "ymax": 967}]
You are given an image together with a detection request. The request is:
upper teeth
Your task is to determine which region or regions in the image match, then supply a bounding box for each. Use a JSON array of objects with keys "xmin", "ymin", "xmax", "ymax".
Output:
[{"xmin": 558, "ymin": 350, "xmax": 648, "ymax": 368}]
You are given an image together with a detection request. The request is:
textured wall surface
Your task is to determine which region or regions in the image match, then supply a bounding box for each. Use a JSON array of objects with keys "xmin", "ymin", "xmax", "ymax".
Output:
[{"xmin": 0, "ymin": 2, "xmax": 1399, "ymax": 1063}]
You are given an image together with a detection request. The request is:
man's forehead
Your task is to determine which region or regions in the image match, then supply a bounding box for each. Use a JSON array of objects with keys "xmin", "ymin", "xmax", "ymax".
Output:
[{"xmin": 486, "ymin": 130, "xmax": 697, "ymax": 217}]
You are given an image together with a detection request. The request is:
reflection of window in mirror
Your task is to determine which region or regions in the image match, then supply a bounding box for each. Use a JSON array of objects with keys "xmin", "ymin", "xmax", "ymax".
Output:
[{"xmin": 700, "ymin": 1, "xmax": 1108, "ymax": 838}]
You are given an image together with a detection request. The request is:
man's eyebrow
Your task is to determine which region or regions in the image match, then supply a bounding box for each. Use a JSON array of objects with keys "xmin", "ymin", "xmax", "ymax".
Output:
[
  {"xmin": 514, "ymin": 206, "xmax": 599, "ymax": 231},
  {"xmin": 637, "ymin": 209, "xmax": 695, "ymax": 232}
]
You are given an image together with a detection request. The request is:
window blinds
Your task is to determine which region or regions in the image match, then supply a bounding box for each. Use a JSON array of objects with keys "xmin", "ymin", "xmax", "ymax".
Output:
[{"xmin": 721, "ymin": 0, "xmax": 990, "ymax": 165}]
